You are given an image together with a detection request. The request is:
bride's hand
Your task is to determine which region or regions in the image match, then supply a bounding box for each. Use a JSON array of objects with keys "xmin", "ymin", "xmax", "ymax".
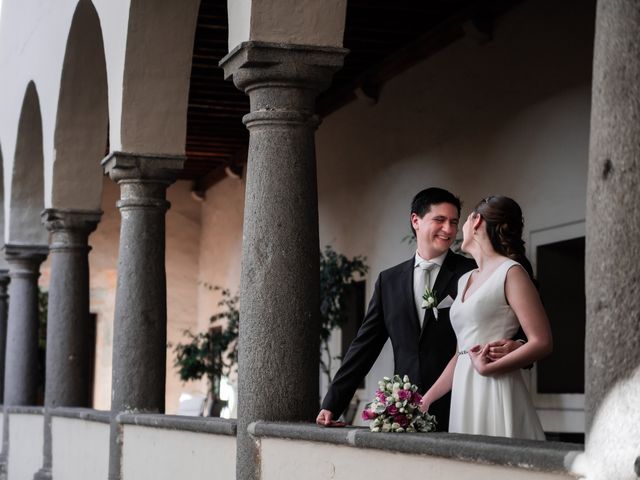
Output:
[
  {"xmin": 419, "ymin": 394, "xmax": 430, "ymax": 413},
  {"xmin": 469, "ymin": 344, "xmax": 493, "ymax": 376}
]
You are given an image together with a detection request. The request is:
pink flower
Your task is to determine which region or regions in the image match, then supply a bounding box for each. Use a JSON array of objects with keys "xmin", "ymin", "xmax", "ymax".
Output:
[
  {"xmin": 376, "ymin": 390, "xmax": 386, "ymax": 401},
  {"xmin": 397, "ymin": 390, "xmax": 411, "ymax": 401},
  {"xmin": 361, "ymin": 409, "xmax": 376, "ymax": 421},
  {"xmin": 394, "ymin": 414, "xmax": 409, "ymax": 427},
  {"xmin": 412, "ymin": 392, "xmax": 423, "ymax": 404},
  {"xmin": 387, "ymin": 405, "xmax": 398, "ymax": 416}
]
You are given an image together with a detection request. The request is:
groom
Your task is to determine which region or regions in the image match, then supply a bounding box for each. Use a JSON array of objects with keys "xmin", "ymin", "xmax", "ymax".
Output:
[{"xmin": 316, "ymin": 187, "xmax": 519, "ymax": 431}]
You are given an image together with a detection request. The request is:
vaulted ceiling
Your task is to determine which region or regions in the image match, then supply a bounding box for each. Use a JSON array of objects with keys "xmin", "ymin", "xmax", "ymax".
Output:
[{"xmin": 184, "ymin": 0, "xmax": 523, "ymax": 188}]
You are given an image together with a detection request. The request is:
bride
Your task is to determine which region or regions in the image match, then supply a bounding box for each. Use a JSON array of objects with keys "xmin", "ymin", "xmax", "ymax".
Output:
[{"xmin": 419, "ymin": 195, "xmax": 552, "ymax": 439}]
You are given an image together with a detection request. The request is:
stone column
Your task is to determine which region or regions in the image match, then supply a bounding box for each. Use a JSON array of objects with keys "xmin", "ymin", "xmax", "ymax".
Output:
[
  {"xmin": 220, "ymin": 42, "xmax": 346, "ymax": 480},
  {"xmin": 0, "ymin": 271, "xmax": 9, "ymax": 404},
  {"xmin": 3, "ymin": 244, "xmax": 48, "ymax": 405},
  {"xmin": 33, "ymin": 209, "xmax": 101, "ymax": 480},
  {"xmin": 101, "ymin": 152, "xmax": 183, "ymax": 480},
  {"xmin": 586, "ymin": 1, "xmax": 640, "ymax": 478},
  {"xmin": 0, "ymin": 244, "xmax": 47, "ymax": 475}
]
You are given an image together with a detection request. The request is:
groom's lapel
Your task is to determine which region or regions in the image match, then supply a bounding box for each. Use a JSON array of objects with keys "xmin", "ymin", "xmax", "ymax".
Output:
[
  {"xmin": 401, "ymin": 258, "xmax": 421, "ymax": 334},
  {"xmin": 421, "ymin": 250, "xmax": 455, "ymax": 336}
]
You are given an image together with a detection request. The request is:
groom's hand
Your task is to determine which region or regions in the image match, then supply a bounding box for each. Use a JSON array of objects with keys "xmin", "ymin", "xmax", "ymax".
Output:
[
  {"xmin": 316, "ymin": 409, "xmax": 335, "ymax": 426},
  {"xmin": 487, "ymin": 339, "xmax": 522, "ymax": 361}
]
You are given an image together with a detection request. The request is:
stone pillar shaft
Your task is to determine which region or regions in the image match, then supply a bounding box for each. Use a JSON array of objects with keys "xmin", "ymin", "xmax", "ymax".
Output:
[
  {"xmin": 42, "ymin": 209, "xmax": 101, "ymax": 407},
  {"xmin": 220, "ymin": 42, "xmax": 346, "ymax": 480},
  {"xmin": 34, "ymin": 209, "xmax": 101, "ymax": 480},
  {"xmin": 0, "ymin": 271, "xmax": 9, "ymax": 404},
  {"xmin": 102, "ymin": 152, "xmax": 183, "ymax": 480},
  {"xmin": 3, "ymin": 245, "xmax": 48, "ymax": 406},
  {"xmin": 0, "ymin": 245, "xmax": 47, "ymax": 475},
  {"xmin": 586, "ymin": 1, "xmax": 640, "ymax": 478}
]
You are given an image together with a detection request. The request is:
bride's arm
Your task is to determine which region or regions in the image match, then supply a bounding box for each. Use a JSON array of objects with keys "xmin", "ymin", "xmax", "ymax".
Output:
[
  {"xmin": 419, "ymin": 351, "xmax": 458, "ymax": 412},
  {"xmin": 471, "ymin": 265, "xmax": 552, "ymax": 376}
]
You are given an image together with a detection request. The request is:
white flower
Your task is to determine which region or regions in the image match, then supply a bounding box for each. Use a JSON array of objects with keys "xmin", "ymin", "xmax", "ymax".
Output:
[
  {"xmin": 382, "ymin": 423, "xmax": 391, "ymax": 432},
  {"xmin": 403, "ymin": 383, "xmax": 411, "ymax": 390}
]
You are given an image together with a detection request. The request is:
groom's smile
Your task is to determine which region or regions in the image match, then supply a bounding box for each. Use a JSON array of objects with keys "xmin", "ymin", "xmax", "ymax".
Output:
[{"xmin": 411, "ymin": 202, "xmax": 459, "ymax": 260}]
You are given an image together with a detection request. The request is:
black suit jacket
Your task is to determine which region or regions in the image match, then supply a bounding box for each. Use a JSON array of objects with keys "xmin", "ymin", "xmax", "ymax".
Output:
[{"xmin": 321, "ymin": 250, "xmax": 476, "ymax": 431}]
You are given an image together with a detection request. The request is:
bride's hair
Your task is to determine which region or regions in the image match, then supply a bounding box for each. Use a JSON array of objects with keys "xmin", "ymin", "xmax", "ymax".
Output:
[{"xmin": 473, "ymin": 196, "xmax": 534, "ymax": 280}]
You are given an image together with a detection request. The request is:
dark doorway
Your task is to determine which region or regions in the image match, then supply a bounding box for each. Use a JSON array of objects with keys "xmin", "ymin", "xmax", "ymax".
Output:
[{"xmin": 536, "ymin": 236, "xmax": 585, "ymax": 394}]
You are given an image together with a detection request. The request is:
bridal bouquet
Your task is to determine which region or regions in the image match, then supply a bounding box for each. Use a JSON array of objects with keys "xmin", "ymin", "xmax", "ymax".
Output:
[{"xmin": 361, "ymin": 374, "xmax": 436, "ymax": 433}]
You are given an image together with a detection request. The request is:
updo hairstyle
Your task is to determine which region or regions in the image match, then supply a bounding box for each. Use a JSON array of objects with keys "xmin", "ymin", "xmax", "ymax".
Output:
[{"xmin": 473, "ymin": 196, "xmax": 534, "ymax": 280}]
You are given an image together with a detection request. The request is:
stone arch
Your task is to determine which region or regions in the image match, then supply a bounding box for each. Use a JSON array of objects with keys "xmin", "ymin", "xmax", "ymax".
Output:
[
  {"xmin": 51, "ymin": 0, "xmax": 109, "ymax": 210},
  {"xmin": 9, "ymin": 82, "xmax": 46, "ymax": 245},
  {"xmin": 115, "ymin": 0, "xmax": 201, "ymax": 154}
]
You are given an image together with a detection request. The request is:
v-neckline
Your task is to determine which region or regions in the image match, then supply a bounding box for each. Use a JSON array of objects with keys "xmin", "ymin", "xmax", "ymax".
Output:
[{"xmin": 460, "ymin": 259, "xmax": 511, "ymax": 304}]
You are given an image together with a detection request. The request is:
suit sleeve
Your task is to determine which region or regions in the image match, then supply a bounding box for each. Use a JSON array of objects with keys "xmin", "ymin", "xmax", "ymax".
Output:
[{"xmin": 320, "ymin": 274, "xmax": 389, "ymax": 418}]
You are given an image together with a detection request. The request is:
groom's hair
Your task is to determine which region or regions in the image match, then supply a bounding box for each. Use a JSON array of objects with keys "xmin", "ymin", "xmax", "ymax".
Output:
[{"xmin": 410, "ymin": 188, "xmax": 462, "ymax": 236}]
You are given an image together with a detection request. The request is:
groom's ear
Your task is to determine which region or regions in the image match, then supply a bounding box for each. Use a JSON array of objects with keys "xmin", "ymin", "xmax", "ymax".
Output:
[{"xmin": 410, "ymin": 212, "xmax": 420, "ymax": 231}]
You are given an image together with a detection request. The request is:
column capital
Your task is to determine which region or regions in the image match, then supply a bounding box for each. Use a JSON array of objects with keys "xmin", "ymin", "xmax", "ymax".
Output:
[
  {"xmin": 220, "ymin": 41, "xmax": 348, "ymax": 87},
  {"xmin": 4, "ymin": 244, "xmax": 48, "ymax": 279},
  {"xmin": 220, "ymin": 42, "xmax": 347, "ymax": 126},
  {"xmin": 41, "ymin": 209, "xmax": 102, "ymax": 253},
  {"xmin": 4, "ymin": 243, "xmax": 48, "ymax": 261},
  {"xmin": 101, "ymin": 151, "xmax": 185, "ymax": 184}
]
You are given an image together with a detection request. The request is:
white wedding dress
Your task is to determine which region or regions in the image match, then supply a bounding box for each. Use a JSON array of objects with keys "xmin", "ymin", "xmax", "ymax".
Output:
[{"xmin": 448, "ymin": 259, "xmax": 545, "ymax": 440}]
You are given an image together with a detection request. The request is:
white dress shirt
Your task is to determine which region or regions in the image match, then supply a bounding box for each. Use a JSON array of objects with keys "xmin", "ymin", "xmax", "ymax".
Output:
[{"xmin": 413, "ymin": 251, "xmax": 447, "ymax": 326}]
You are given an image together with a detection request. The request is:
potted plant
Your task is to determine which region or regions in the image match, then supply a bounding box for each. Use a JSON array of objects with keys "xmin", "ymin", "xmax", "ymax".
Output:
[{"xmin": 172, "ymin": 287, "xmax": 239, "ymax": 416}]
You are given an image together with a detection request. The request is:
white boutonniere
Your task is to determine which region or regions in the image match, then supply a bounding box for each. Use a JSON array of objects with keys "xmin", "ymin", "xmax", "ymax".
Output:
[{"xmin": 421, "ymin": 287, "xmax": 439, "ymax": 320}]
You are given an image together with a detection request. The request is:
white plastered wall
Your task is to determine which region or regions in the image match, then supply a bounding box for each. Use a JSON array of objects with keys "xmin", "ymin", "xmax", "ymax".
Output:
[
  {"xmin": 0, "ymin": 0, "xmax": 133, "ymax": 239},
  {"xmin": 227, "ymin": 0, "xmax": 347, "ymax": 51},
  {"xmin": 315, "ymin": 0, "xmax": 594, "ymax": 421},
  {"xmin": 0, "ymin": 0, "xmax": 199, "ymax": 239}
]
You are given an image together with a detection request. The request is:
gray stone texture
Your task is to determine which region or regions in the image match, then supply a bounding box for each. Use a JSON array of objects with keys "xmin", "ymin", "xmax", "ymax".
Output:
[
  {"xmin": 586, "ymin": 1, "xmax": 640, "ymax": 478},
  {"xmin": 50, "ymin": 407, "xmax": 110, "ymax": 424},
  {"xmin": 101, "ymin": 151, "xmax": 183, "ymax": 480},
  {"xmin": 220, "ymin": 41, "xmax": 347, "ymax": 480},
  {"xmin": 3, "ymin": 244, "xmax": 48, "ymax": 405},
  {"xmin": 41, "ymin": 209, "xmax": 101, "ymax": 406},
  {"xmin": 117, "ymin": 413, "xmax": 237, "ymax": 436},
  {"xmin": 0, "ymin": 270, "xmax": 9, "ymax": 404},
  {"xmin": 0, "ymin": 245, "xmax": 47, "ymax": 477},
  {"xmin": 34, "ymin": 209, "xmax": 101, "ymax": 480}
]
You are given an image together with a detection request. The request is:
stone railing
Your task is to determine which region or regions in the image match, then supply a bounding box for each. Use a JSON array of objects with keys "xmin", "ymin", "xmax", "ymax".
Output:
[
  {"xmin": 5, "ymin": 406, "xmax": 44, "ymax": 480},
  {"xmin": 0, "ymin": 409, "xmax": 585, "ymax": 479},
  {"xmin": 118, "ymin": 413, "xmax": 237, "ymax": 479},
  {"xmin": 250, "ymin": 422, "xmax": 584, "ymax": 480},
  {"xmin": 50, "ymin": 407, "xmax": 111, "ymax": 480}
]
